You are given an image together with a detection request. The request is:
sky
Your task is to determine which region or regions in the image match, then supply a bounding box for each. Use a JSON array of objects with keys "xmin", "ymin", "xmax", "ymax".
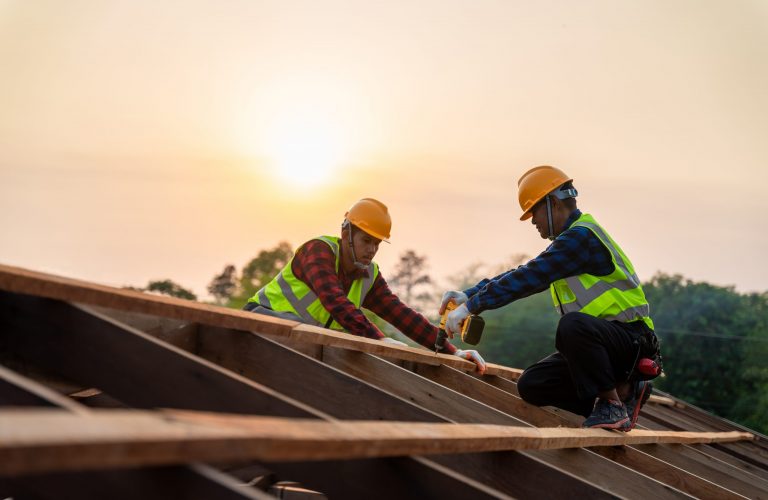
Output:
[{"xmin": 1, "ymin": 0, "xmax": 767, "ymax": 301}]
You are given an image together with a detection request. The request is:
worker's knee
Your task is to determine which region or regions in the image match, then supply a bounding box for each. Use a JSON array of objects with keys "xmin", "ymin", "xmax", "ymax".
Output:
[{"xmin": 517, "ymin": 370, "xmax": 544, "ymax": 406}]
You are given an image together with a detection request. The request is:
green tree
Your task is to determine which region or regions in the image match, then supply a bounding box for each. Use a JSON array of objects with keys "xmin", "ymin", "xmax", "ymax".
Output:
[
  {"xmin": 144, "ymin": 279, "xmax": 197, "ymax": 300},
  {"xmin": 228, "ymin": 242, "xmax": 293, "ymax": 309},
  {"xmin": 208, "ymin": 264, "xmax": 238, "ymax": 304},
  {"xmin": 389, "ymin": 250, "xmax": 434, "ymax": 314},
  {"xmin": 644, "ymin": 274, "xmax": 768, "ymax": 433}
]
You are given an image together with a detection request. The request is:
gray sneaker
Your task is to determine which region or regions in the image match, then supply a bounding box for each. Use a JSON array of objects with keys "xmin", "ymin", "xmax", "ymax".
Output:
[
  {"xmin": 623, "ymin": 381, "xmax": 652, "ymax": 431},
  {"xmin": 582, "ymin": 398, "xmax": 630, "ymax": 430}
]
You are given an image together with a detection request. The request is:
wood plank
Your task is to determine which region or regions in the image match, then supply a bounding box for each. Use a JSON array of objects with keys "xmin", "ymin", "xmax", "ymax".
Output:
[
  {"xmin": 412, "ymin": 362, "xmax": 753, "ymax": 499},
  {"xmin": 0, "ymin": 263, "xmax": 298, "ymax": 336},
  {"xmin": 0, "ymin": 364, "xmax": 87, "ymax": 413},
  {"xmin": 0, "ymin": 292, "xmax": 321, "ymax": 418},
  {"xmin": 4, "ymin": 463, "xmax": 275, "ymax": 500},
  {"xmin": 0, "ymin": 264, "xmax": 522, "ymax": 378},
  {"xmin": 0, "ymin": 363, "xmax": 275, "ymax": 500},
  {"xmin": 194, "ymin": 325, "xmax": 445, "ymax": 423},
  {"xmin": 0, "ymin": 292, "xmax": 518, "ymax": 497},
  {"xmin": 156, "ymin": 315, "xmax": 733, "ymax": 499},
  {"xmin": 0, "ymin": 409, "xmax": 753, "ymax": 476},
  {"xmin": 178, "ymin": 324, "xmax": 662, "ymax": 497},
  {"xmin": 430, "ymin": 451, "xmax": 619, "ymax": 500},
  {"xmin": 263, "ymin": 457, "xmax": 512, "ymax": 500},
  {"xmin": 318, "ymin": 345, "xmax": 526, "ymax": 426},
  {"xmin": 410, "ymin": 362, "xmax": 578, "ymax": 427},
  {"xmin": 321, "ymin": 348, "xmax": 666, "ymax": 498},
  {"xmin": 632, "ymin": 443, "xmax": 768, "ymax": 499},
  {"xmin": 646, "ymin": 403, "xmax": 768, "ymax": 471}
]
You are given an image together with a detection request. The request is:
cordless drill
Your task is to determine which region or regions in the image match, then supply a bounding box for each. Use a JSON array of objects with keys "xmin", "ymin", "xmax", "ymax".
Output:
[{"xmin": 435, "ymin": 300, "xmax": 485, "ymax": 353}]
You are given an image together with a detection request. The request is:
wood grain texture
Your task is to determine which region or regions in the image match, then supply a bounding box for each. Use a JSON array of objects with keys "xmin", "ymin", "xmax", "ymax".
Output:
[
  {"xmin": 0, "ymin": 264, "xmax": 521, "ymax": 378},
  {"xmin": 0, "ymin": 409, "xmax": 753, "ymax": 476}
]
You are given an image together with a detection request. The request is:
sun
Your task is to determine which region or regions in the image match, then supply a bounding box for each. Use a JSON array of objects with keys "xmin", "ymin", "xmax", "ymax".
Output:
[{"xmin": 264, "ymin": 113, "xmax": 347, "ymax": 188}]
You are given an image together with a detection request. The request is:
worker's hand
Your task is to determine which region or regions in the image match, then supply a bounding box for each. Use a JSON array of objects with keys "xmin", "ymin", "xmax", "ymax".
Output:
[
  {"xmin": 439, "ymin": 291, "xmax": 468, "ymax": 314},
  {"xmin": 455, "ymin": 349, "xmax": 487, "ymax": 375},
  {"xmin": 445, "ymin": 303, "xmax": 470, "ymax": 338},
  {"xmin": 381, "ymin": 337, "xmax": 407, "ymax": 347}
]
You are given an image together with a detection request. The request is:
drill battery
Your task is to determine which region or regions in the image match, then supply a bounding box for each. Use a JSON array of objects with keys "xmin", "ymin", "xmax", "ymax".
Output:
[{"xmin": 435, "ymin": 300, "xmax": 484, "ymax": 351}]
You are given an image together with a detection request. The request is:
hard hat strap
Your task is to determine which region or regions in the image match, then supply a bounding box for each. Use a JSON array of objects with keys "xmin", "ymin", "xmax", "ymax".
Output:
[
  {"xmin": 546, "ymin": 196, "xmax": 555, "ymax": 240},
  {"xmin": 344, "ymin": 220, "xmax": 368, "ymax": 270}
]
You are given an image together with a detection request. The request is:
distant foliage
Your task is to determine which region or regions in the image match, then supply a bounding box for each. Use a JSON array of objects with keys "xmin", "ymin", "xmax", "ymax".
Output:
[
  {"xmin": 389, "ymin": 250, "xmax": 434, "ymax": 314},
  {"xmin": 143, "ymin": 279, "xmax": 197, "ymax": 300},
  {"xmin": 208, "ymin": 264, "xmax": 238, "ymax": 305},
  {"xmin": 464, "ymin": 270, "xmax": 768, "ymax": 434},
  {"xmin": 223, "ymin": 242, "xmax": 294, "ymax": 309},
  {"xmin": 644, "ymin": 274, "xmax": 768, "ymax": 434}
]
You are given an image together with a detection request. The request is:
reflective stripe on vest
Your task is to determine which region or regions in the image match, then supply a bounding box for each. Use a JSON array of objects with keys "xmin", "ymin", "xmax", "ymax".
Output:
[
  {"xmin": 550, "ymin": 214, "xmax": 654, "ymax": 330},
  {"xmin": 248, "ymin": 236, "xmax": 379, "ymax": 330}
]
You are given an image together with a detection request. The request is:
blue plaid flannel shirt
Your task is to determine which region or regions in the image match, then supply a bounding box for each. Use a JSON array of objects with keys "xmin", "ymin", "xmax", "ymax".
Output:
[{"xmin": 464, "ymin": 210, "xmax": 615, "ymax": 314}]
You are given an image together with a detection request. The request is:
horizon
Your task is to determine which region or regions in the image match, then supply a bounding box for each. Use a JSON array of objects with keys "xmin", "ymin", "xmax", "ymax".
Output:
[{"xmin": 2, "ymin": 0, "xmax": 767, "ymax": 300}]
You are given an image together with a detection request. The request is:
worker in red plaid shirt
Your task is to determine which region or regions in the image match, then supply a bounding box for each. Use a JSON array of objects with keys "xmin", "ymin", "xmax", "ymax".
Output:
[{"xmin": 244, "ymin": 198, "xmax": 486, "ymax": 374}]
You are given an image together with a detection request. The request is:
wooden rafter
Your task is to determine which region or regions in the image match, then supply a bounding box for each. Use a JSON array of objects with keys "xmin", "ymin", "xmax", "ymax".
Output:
[{"xmin": 0, "ymin": 408, "xmax": 752, "ymax": 476}]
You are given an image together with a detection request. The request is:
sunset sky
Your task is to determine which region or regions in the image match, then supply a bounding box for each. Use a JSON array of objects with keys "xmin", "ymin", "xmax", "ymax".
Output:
[{"xmin": 2, "ymin": 0, "xmax": 767, "ymax": 302}]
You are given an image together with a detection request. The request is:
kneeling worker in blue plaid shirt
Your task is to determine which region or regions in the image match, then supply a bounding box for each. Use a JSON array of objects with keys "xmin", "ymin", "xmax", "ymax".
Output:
[{"xmin": 440, "ymin": 165, "xmax": 660, "ymax": 431}]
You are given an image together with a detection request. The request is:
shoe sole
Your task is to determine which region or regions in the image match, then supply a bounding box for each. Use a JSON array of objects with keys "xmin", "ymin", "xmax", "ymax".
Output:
[
  {"xmin": 623, "ymin": 382, "xmax": 652, "ymax": 432},
  {"xmin": 584, "ymin": 417, "xmax": 630, "ymax": 430}
]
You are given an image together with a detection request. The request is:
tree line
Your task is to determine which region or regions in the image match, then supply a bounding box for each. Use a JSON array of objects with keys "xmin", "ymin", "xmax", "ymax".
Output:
[{"xmin": 134, "ymin": 242, "xmax": 768, "ymax": 435}]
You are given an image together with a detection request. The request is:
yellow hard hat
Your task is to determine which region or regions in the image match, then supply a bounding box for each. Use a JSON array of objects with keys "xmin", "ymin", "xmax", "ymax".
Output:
[
  {"xmin": 517, "ymin": 166, "xmax": 573, "ymax": 221},
  {"xmin": 344, "ymin": 198, "xmax": 392, "ymax": 241}
]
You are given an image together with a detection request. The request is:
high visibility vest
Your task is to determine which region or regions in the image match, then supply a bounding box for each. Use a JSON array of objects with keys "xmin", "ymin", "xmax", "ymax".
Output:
[
  {"xmin": 550, "ymin": 214, "xmax": 654, "ymax": 330},
  {"xmin": 248, "ymin": 236, "xmax": 379, "ymax": 331}
]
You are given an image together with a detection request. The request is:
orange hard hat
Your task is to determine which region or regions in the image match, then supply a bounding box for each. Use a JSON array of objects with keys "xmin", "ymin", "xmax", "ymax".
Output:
[
  {"xmin": 517, "ymin": 166, "xmax": 573, "ymax": 220},
  {"xmin": 344, "ymin": 198, "xmax": 392, "ymax": 241}
]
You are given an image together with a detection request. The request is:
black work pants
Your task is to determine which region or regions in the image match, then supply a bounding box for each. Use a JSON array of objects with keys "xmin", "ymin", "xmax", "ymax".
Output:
[{"xmin": 517, "ymin": 312, "xmax": 650, "ymax": 417}]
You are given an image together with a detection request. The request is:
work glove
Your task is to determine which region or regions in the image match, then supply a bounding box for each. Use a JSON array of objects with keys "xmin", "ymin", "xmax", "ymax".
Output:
[
  {"xmin": 438, "ymin": 290, "xmax": 468, "ymax": 315},
  {"xmin": 455, "ymin": 349, "xmax": 487, "ymax": 375},
  {"xmin": 381, "ymin": 337, "xmax": 407, "ymax": 347},
  {"xmin": 445, "ymin": 303, "xmax": 470, "ymax": 338}
]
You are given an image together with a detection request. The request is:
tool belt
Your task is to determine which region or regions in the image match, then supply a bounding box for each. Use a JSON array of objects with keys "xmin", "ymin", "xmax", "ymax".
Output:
[{"xmin": 631, "ymin": 331, "xmax": 663, "ymax": 381}]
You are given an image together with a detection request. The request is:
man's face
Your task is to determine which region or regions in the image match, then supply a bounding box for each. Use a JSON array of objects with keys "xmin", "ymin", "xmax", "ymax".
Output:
[
  {"xmin": 530, "ymin": 199, "xmax": 550, "ymax": 239},
  {"xmin": 352, "ymin": 229, "xmax": 381, "ymax": 265}
]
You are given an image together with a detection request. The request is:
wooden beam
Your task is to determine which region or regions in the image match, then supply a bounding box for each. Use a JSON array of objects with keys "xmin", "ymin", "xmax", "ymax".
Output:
[
  {"xmin": 411, "ymin": 362, "xmax": 755, "ymax": 499},
  {"xmin": 195, "ymin": 325, "xmax": 445, "ymax": 423},
  {"xmin": 0, "ymin": 263, "xmax": 297, "ymax": 336},
  {"xmin": 0, "ymin": 292, "xmax": 321, "ymax": 418},
  {"xmin": 322, "ymin": 349, "xmax": 702, "ymax": 499},
  {"xmin": 0, "ymin": 264, "xmax": 522, "ymax": 378},
  {"xmin": 645, "ymin": 403, "xmax": 768, "ymax": 471},
  {"xmin": 321, "ymin": 346, "xmax": 526, "ymax": 426},
  {"xmin": 4, "ymin": 463, "xmax": 275, "ymax": 500},
  {"xmin": 0, "ymin": 292, "xmax": 514, "ymax": 497},
  {"xmin": 263, "ymin": 457, "xmax": 513, "ymax": 500},
  {"xmin": 145, "ymin": 316, "xmax": 725, "ymax": 499},
  {"xmin": 178, "ymin": 324, "xmax": 646, "ymax": 497},
  {"xmin": 410, "ymin": 362, "xmax": 579, "ymax": 427},
  {"xmin": 0, "ymin": 364, "xmax": 275, "ymax": 499},
  {"xmin": 0, "ymin": 408, "xmax": 752, "ymax": 476},
  {"xmin": 0, "ymin": 364, "xmax": 87, "ymax": 413},
  {"xmin": 629, "ymin": 443, "xmax": 768, "ymax": 499}
]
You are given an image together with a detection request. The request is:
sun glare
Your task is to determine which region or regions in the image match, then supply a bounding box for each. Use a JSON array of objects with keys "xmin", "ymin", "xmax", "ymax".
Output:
[{"xmin": 265, "ymin": 114, "xmax": 347, "ymax": 188}]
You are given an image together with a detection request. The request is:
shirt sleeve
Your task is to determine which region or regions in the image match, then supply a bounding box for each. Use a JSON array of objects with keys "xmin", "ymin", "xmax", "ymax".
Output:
[
  {"xmin": 363, "ymin": 273, "xmax": 457, "ymax": 354},
  {"xmin": 465, "ymin": 226, "xmax": 611, "ymax": 314},
  {"xmin": 292, "ymin": 240, "xmax": 385, "ymax": 340}
]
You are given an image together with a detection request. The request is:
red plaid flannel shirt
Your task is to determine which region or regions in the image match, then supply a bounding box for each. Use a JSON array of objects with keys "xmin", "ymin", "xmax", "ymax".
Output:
[{"xmin": 291, "ymin": 239, "xmax": 456, "ymax": 354}]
